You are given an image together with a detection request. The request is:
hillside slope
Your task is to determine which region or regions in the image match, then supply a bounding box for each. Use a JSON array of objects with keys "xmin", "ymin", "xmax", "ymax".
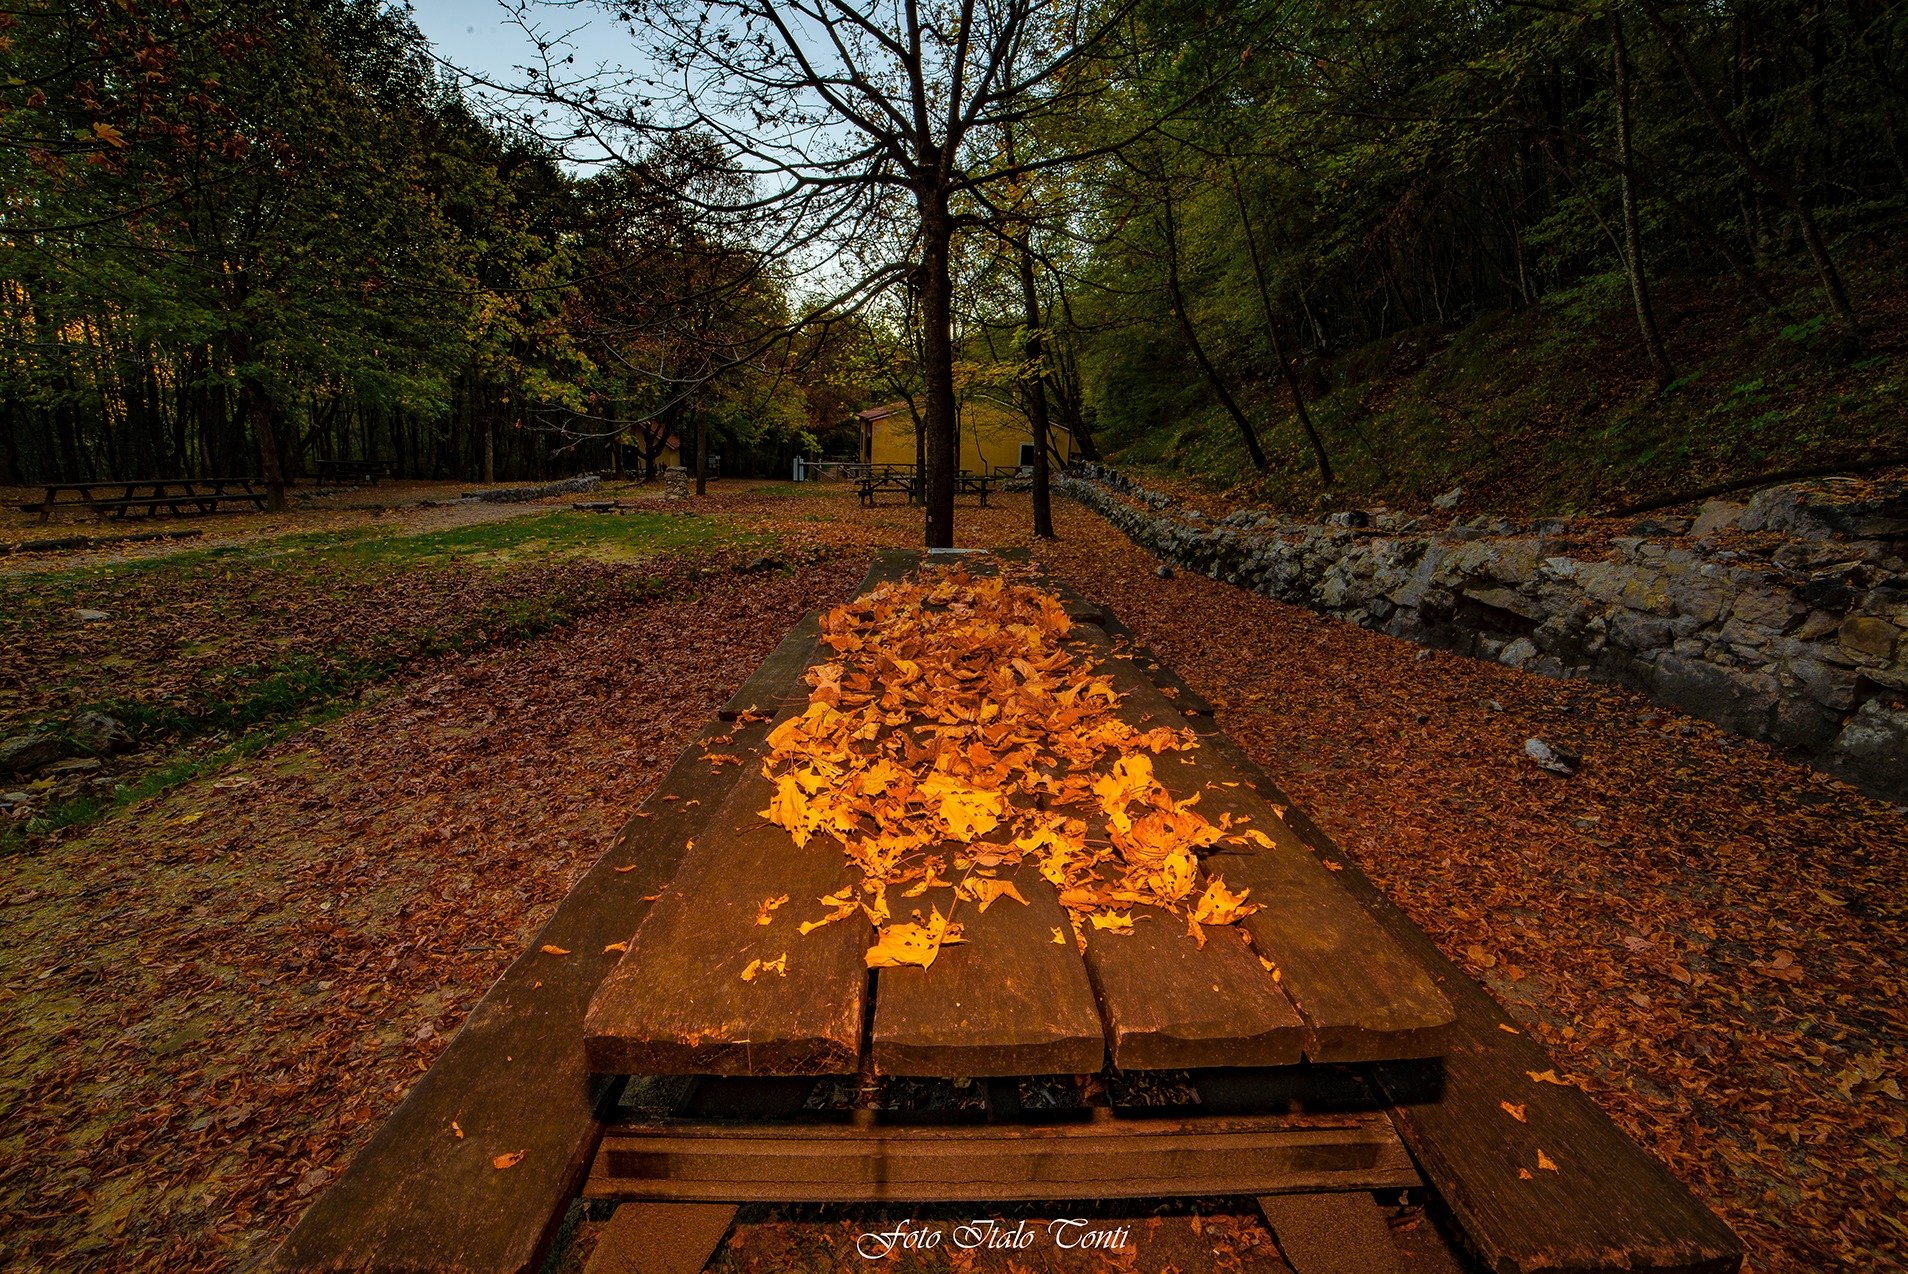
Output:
[{"xmin": 1100, "ymin": 256, "xmax": 1906, "ymax": 519}]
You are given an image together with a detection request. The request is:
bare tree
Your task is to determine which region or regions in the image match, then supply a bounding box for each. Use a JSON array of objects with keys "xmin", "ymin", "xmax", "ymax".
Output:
[{"xmin": 505, "ymin": 0, "xmax": 1243, "ymax": 545}]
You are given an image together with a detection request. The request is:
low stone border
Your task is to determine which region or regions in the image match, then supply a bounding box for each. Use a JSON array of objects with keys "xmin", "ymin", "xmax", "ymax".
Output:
[
  {"xmin": 1058, "ymin": 464, "xmax": 1908, "ymax": 801},
  {"xmin": 458, "ymin": 475, "xmax": 602, "ymax": 503}
]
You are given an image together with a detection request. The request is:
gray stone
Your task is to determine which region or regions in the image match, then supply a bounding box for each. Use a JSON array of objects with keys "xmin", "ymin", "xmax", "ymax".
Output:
[
  {"xmin": 69, "ymin": 711, "xmax": 135, "ymax": 755},
  {"xmin": 1432, "ymin": 487, "xmax": 1464, "ymax": 511},
  {"xmin": 1155, "ymin": 564, "xmax": 1173, "ymax": 578},
  {"xmin": 1825, "ymin": 701, "xmax": 1908, "ymax": 801},
  {"xmin": 1610, "ymin": 609, "xmax": 1675, "ymax": 651},
  {"xmin": 0, "ymin": 733, "xmax": 65, "ymax": 775},
  {"xmin": 1499, "ymin": 637, "xmax": 1538, "ymax": 667},
  {"xmin": 74, "ymin": 608, "xmax": 109, "ymax": 622},
  {"xmin": 1839, "ymin": 615, "xmax": 1899, "ymax": 660},
  {"xmin": 1654, "ymin": 654, "xmax": 1779, "ymax": 735},
  {"xmin": 1690, "ymin": 500, "xmax": 1745, "ymax": 538},
  {"xmin": 1525, "ymin": 737, "xmax": 1581, "ymax": 776}
]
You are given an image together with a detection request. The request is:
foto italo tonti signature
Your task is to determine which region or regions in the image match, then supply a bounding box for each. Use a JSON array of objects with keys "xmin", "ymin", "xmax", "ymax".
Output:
[{"xmin": 854, "ymin": 1218, "xmax": 1133, "ymax": 1259}]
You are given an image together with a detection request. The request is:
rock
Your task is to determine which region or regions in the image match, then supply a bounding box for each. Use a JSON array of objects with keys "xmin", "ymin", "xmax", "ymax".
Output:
[
  {"xmin": 1627, "ymin": 517, "xmax": 1691, "ymax": 537},
  {"xmin": 1432, "ymin": 487, "xmax": 1464, "ymax": 511},
  {"xmin": 740, "ymin": 555, "xmax": 783, "ymax": 573},
  {"xmin": 1839, "ymin": 615, "xmax": 1899, "ymax": 661},
  {"xmin": 69, "ymin": 711, "xmax": 135, "ymax": 755},
  {"xmin": 1691, "ymin": 500, "xmax": 1745, "ymax": 538},
  {"xmin": 1825, "ymin": 700, "xmax": 1908, "ymax": 801},
  {"xmin": 1525, "ymin": 737, "xmax": 1581, "ymax": 776},
  {"xmin": 1155, "ymin": 564, "xmax": 1174, "ymax": 578},
  {"xmin": 1499, "ymin": 637, "xmax": 1538, "ymax": 667},
  {"xmin": 45, "ymin": 757, "xmax": 101, "ymax": 775},
  {"xmin": 1326, "ymin": 510, "xmax": 1371, "ymax": 528},
  {"xmin": 74, "ymin": 608, "xmax": 110, "ymax": 622},
  {"xmin": 1, "ymin": 790, "xmax": 31, "ymax": 806},
  {"xmin": 0, "ymin": 733, "xmax": 65, "ymax": 775}
]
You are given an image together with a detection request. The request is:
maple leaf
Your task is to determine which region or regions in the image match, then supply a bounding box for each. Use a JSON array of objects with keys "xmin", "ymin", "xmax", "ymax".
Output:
[
  {"xmin": 961, "ymin": 877, "xmax": 1028, "ymax": 912},
  {"xmin": 755, "ymin": 894, "xmax": 790, "ymax": 925},
  {"xmin": 1090, "ymin": 910, "xmax": 1134, "ymax": 933},
  {"xmin": 865, "ymin": 908, "xmax": 964, "ymax": 969},
  {"xmin": 492, "ymin": 1152, "xmax": 524, "ymax": 1170},
  {"xmin": 1191, "ymin": 876, "xmax": 1258, "ymax": 926},
  {"xmin": 92, "ymin": 121, "xmax": 128, "ymax": 148}
]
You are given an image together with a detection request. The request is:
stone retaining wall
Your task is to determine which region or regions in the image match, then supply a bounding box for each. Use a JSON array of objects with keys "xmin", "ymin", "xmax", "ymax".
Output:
[
  {"xmin": 459, "ymin": 475, "xmax": 601, "ymax": 503},
  {"xmin": 1058, "ymin": 464, "xmax": 1908, "ymax": 801}
]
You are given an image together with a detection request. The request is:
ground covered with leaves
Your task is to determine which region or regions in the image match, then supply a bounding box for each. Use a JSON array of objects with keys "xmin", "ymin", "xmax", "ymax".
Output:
[{"xmin": 2, "ymin": 481, "xmax": 1902, "ymax": 1272}]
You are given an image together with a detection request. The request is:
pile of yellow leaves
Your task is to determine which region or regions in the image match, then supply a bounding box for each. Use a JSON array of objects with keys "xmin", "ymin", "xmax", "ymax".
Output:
[{"xmin": 757, "ymin": 562, "xmax": 1262, "ymax": 971}]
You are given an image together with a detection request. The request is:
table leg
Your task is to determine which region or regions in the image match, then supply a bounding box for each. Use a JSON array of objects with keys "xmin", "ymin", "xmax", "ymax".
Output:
[
  {"xmin": 583, "ymin": 1202, "xmax": 737, "ymax": 1274},
  {"xmin": 1258, "ymin": 1192, "xmax": 1404, "ymax": 1274}
]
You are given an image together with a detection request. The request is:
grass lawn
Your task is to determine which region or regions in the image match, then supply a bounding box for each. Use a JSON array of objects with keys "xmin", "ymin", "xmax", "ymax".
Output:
[{"xmin": 0, "ymin": 508, "xmax": 763, "ymax": 854}]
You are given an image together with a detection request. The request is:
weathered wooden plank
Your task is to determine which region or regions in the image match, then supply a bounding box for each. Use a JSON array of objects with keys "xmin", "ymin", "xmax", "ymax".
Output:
[
  {"xmin": 1177, "ymin": 720, "xmax": 1742, "ymax": 1273},
  {"xmin": 871, "ymin": 862, "xmax": 1105, "ymax": 1077},
  {"xmin": 269, "ymin": 714, "xmax": 776, "ymax": 1274},
  {"xmin": 1079, "ymin": 630, "xmax": 1454, "ymax": 1064},
  {"xmin": 1081, "ymin": 894, "xmax": 1308, "ymax": 1071},
  {"xmin": 718, "ymin": 609, "xmax": 822, "ymax": 720},
  {"xmin": 583, "ymin": 755, "xmax": 871, "ymax": 1076},
  {"xmin": 584, "ymin": 1111, "xmax": 1420, "ymax": 1203}
]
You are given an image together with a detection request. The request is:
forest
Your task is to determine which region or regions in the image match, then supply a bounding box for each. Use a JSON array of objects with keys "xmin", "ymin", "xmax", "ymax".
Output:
[{"xmin": 4, "ymin": 0, "xmax": 1904, "ymax": 517}]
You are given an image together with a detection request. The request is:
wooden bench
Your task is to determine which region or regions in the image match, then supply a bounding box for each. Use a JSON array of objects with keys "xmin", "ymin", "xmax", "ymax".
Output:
[
  {"xmin": 855, "ymin": 470, "xmax": 997, "ymax": 507},
  {"xmin": 17, "ymin": 479, "xmax": 267, "ymax": 522},
  {"xmin": 855, "ymin": 467, "xmax": 918, "ymax": 506},
  {"xmin": 271, "ymin": 550, "xmax": 1742, "ymax": 1274}
]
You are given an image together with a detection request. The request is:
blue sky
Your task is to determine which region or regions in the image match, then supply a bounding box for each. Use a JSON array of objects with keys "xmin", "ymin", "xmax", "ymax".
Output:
[{"xmin": 405, "ymin": 0, "xmax": 627, "ymax": 92}]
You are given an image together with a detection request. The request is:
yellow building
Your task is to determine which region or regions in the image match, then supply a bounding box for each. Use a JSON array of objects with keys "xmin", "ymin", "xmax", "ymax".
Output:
[{"xmin": 857, "ymin": 400, "xmax": 1074, "ymax": 474}]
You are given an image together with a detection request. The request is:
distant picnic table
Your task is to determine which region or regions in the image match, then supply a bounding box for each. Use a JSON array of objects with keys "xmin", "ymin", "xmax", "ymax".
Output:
[
  {"xmin": 856, "ymin": 465, "xmax": 996, "ymax": 507},
  {"xmin": 17, "ymin": 478, "xmax": 267, "ymax": 523},
  {"xmin": 310, "ymin": 458, "xmax": 396, "ymax": 484},
  {"xmin": 274, "ymin": 549, "xmax": 1741, "ymax": 1274}
]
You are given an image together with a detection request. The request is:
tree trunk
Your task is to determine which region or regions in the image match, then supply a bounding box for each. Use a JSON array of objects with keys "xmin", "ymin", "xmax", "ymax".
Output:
[
  {"xmin": 1161, "ymin": 186, "xmax": 1268, "ymax": 472},
  {"xmin": 1637, "ymin": 0, "xmax": 1859, "ymax": 342},
  {"xmin": 1612, "ymin": 14, "xmax": 1678, "ymax": 387},
  {"xmin": 241, "ymin": 376, "xmax": 289, "ymax": 511},
  {"xmin": 1016, "ymin": 239, "xmax": 1055, "ymax": 539},
  {"xmin": 483, "ymin": 420, "xmax": 496, "ymax": 483},
  {"xmin": 1229, "ymin": 167, "xmax": 1333, "ymax": 486},
  {"xmin": 694, "ymin": 411, "xmax": 708, "ymax": 496},
  {"xmin": 917, "ymin": 193, "xmax": 959, "ymax": 548}
]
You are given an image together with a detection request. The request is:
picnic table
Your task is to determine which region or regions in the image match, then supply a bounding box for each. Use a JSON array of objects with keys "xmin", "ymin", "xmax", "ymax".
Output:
[
  {"xmin": 856, "ymin": 467, "xmax": 997, "ymax": 507},
  {"xmin": 273, "ymin": 549, "xmax": 1742, "ymax": 1274},
  {"xmin": 310, "ymin": 458, "xmax": 396, "ymax": 484},
  {"xmin": 16, "ymin": 478, "xmax": 267, "ymax": 522}
]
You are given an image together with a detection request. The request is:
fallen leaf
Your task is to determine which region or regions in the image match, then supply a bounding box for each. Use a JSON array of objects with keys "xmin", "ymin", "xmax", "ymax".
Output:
[
  {"xmin": 539, "ymin": 945, "xmax": 569, "ymax": 956},
  {"xmin": 1501, "ymin": 1101, "xmax": 1527, "ymax": 1122},
  {"xmin": 451, "ymin": 1121, "xmax": 463, "ymax": 1139},
  {"xmin": 1537, "ymin": 1149, "xmax": 1558, "ymax": 1172},
  {"xmin": 492, "ymin": 1151, "xmax": 524, "ymax": 1170},
  {"xmin": 603, "ymin": 941, "xmax": 628, "ymax": 953}
]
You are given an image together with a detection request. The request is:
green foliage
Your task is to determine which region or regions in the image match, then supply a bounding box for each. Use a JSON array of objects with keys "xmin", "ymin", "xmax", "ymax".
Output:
[{"xmin": 1044, "ymin": 0, "xmax": 1904, "ymax": 508}]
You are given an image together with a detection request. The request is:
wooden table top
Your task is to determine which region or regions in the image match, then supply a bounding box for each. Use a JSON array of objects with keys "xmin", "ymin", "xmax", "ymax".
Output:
[{"xmin": 585, "ymin": 550, "xmax": 1454, "ymax": 1079}]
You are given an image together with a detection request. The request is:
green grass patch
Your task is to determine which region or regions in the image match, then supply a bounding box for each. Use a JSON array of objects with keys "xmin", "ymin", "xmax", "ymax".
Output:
[{"xmin": 0, "ymin": 700, "xmax": 352, "ymax": 857}]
